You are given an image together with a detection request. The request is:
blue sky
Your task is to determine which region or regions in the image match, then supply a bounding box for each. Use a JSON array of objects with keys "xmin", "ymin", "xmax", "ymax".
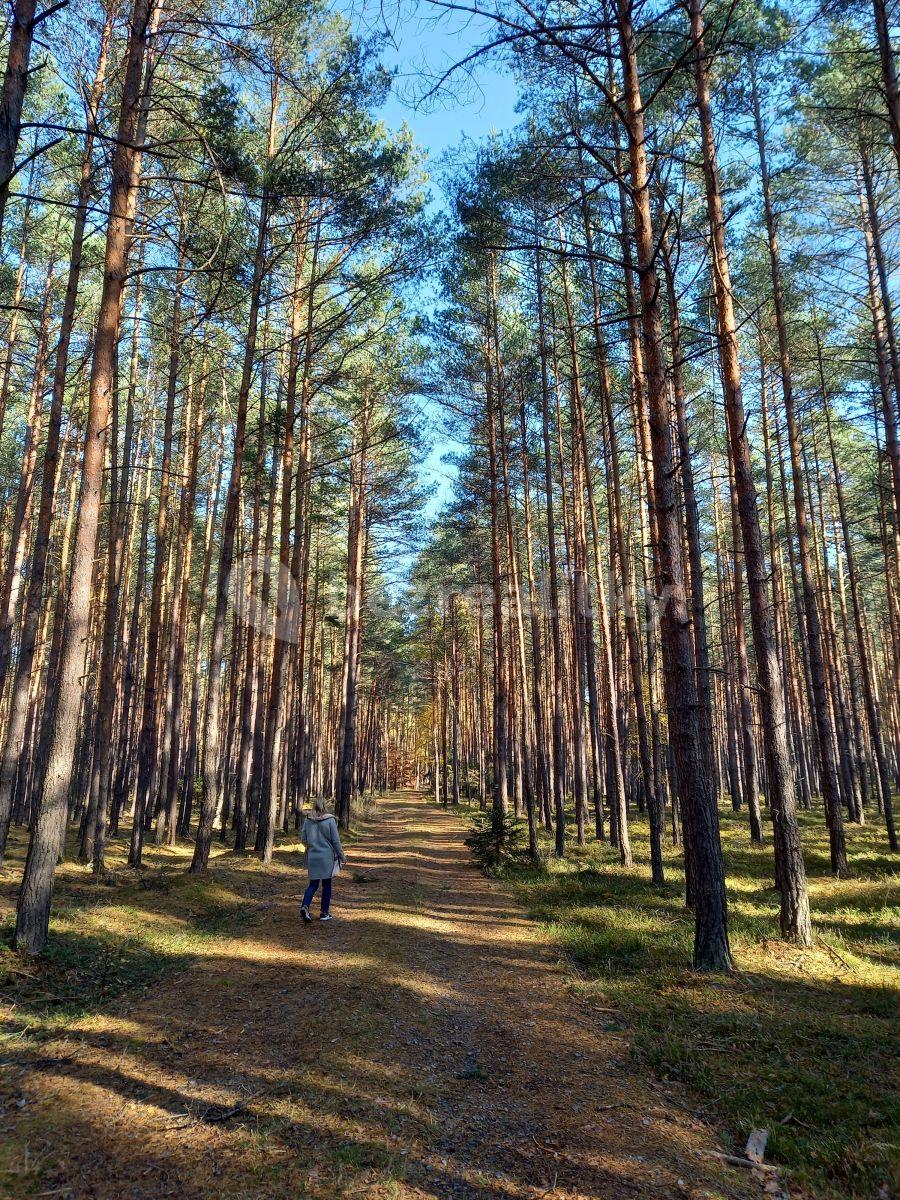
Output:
[
  {"xmin": 348, "ymin": 0, "xmax": 521, "ymax": 158},
  {"xmin": 377, "ymin": 8, "xmax": 520, "ymax": 159},
  {"xmin": 344, "ymin": 0, "xmax": 522, "ymax": 530}
]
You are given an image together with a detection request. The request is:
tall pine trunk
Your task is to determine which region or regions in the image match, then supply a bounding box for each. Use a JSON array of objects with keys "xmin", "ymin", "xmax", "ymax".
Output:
[
  {"xmin": 14, "ymin": 0, "xmax": 159, "ymax": 953},
  {"xmin": 689, "ymin": 8, "xmax": 812, "ymax": 939},
  {"xmin": 618, "ymin": 0, "xmax": 731, "ymax": 970}
]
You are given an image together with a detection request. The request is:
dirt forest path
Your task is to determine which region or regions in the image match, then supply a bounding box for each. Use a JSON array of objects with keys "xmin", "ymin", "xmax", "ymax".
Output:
[{"xmin": 4, "ymin": 792, "xmax": 761, "ymax": 1200}]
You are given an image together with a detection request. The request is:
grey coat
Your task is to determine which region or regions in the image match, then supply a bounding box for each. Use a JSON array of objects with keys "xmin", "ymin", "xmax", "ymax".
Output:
[{"xmin": 302, "ymin": 813, "xmax": 344, "ymax": 880}]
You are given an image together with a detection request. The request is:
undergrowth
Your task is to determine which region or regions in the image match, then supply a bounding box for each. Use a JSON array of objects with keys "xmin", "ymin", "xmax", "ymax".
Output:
[
  {"xmin": 462, "ymin": 797, "xmax": 900, "ymax": 1200},
  {"xmin": 464, "ymin": 809, "xmax": 532, "ymax": 871},
  {"xmin": 0, "ymin": 792, "xmax": 377, "ymax": 1039}
]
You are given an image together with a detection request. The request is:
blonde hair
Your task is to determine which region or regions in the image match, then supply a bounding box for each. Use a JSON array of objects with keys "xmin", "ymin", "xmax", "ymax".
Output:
[{"xmin": 311, "ymin": 797, "xmax": 329, "ymax": 817}]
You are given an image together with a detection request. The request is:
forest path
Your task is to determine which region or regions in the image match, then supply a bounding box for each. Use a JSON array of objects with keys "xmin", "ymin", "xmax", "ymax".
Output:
[{"xmin": 4, "ymin": 792, "xmax": 761, "ymax": 1200}]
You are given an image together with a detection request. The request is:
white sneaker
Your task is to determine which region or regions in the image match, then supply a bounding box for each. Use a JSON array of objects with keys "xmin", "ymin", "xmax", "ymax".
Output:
[
  {"xmin": 301, "ymin": 905, "xmax": 312, "ymax": 923},
  {"xmin": 320, "ymin": 913, "xmax": 334, "ymax": 922}
]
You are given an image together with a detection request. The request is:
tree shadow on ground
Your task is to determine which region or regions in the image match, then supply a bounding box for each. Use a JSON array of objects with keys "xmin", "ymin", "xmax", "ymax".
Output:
[{"xmin": 0, "ymin": 793, "xmax": 761, "ymax": 1200}]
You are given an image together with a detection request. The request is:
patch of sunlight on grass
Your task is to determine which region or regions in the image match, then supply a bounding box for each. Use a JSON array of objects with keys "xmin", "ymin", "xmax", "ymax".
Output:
[
  {"xmin": 458, "ymin": 797, "xmax": 900, "ymax": 1200},
  {"xmin": 0, "ymin": 798, "xmax": 415, "ymax": 1055},
  {"xmin": 0, "ymin": 825, "xmax": 274, "ymax": 1040}
]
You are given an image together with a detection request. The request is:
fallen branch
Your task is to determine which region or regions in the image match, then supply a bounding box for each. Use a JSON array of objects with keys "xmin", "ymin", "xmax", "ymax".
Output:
[
  {"xmin": 532, "ymin": 1135, "xmax": 559, "ymax": 1155},
  {"xmin": 206, "ymin": 1090, "xmax": 268, "ymax": 1123},
  {"xmin": 704, "ymin": 1150, "xmax": 781, "ymax": 1173},
  {"xmin": 163, "ymin": 1087, "xmax": 271, "ymax": 1132},
  {"xmin": 818, "ymin": 938, "xmax": 853, "ymax": 973}
]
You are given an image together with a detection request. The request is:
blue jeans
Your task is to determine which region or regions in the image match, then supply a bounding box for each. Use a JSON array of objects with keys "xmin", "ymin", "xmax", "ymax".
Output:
[{"xmin": 302, "ymin": 878, "xmax": 332, "ymax": 915}]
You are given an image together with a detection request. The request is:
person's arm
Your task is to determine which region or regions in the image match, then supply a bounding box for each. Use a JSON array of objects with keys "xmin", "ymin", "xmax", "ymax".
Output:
[{"xmin": 329, "ymin": 819, "xmax": 345, "ymax": 865}]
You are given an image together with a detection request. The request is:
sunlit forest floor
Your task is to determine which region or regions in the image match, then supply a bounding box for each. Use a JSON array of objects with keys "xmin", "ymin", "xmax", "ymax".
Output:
[
  {"xmin": 465, "ymin": 796, "xmax": 900, "ymax": 1199},
  {"xmin": 0, "ymin": 793, "xmax": 896, "ymax": 1200},
  {"xmin": 1, "ymin": 793, "xmax": 760, "ymax": 1200}
]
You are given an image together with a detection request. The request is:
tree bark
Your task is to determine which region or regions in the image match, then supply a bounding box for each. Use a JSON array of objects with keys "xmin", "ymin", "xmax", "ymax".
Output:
[
  {"xmin": 485, "ymin": 261, "xmax": 510, "ymax": 837},
  {"xmin": 14, "ymin": 0, "xmax": 159, "ymax": 954},
  {"xmin": 0, "ymin": 0, "xmax": 45, "ymax": 232},
  {"xmin": 191, "ymin": 83, "xmax": 278, "ymax": 873},
  {"xmin": 0, "ymin": 2, "xmax": 113, "ymax": 863},
  {"xmin": 618, "ymin": 0, "xmax": 731, "ymax": 970},
  {"xmin": 691, "ymin": 10, "xmax": 813, "ymax": 940},
  {"xmin": 818, "ymin": 333, "xmax": 897, "ymax": 851},
  {"xmin": 873, "ymin": 0, "xmax": 900, "ymax": 185}
]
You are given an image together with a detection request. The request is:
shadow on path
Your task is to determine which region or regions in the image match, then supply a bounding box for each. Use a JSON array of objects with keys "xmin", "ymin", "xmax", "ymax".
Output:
[{"xmin": 0, "ymin": 792, "xmax": 760, "ymax": 1200}]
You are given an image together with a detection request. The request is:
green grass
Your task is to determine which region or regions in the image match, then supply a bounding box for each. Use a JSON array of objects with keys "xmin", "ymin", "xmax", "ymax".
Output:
[
  {"xmin": 0, "ymin": 799, "xmax": 377, "ymax": 1042},
  {"xmin": 0, "ymin": 925, "xmax": 183, "ymax": 1024},
  {"xmin": 0, "ymin": 832, "xmax": 272, "ymax": 1044},
  {"xmin": 467, "ymin": 799, "xmax": 900, "ymax": 1200}
]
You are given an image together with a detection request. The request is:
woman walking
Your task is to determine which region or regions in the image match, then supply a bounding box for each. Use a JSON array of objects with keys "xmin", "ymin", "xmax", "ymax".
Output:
[{"xmin": 301, "ymin": 798, "xmax": 346, "ymax": 922}]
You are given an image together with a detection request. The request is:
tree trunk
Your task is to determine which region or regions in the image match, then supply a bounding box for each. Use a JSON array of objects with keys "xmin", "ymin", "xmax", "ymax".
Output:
[
  {"xmin": 819, "ymin": 334, "xmax": 897, "ymax": 851},
  {"xmin": 691, "ymin": 11, "xmax": 812, "ymax": 940},
  {"xmin": 619, "ymin": 0, "xmax": 731, "ymax": 970},
  {"xmin": 486, "ymin": 259, "xmax": 510, "ymax": 836},
  {"xmin": 14, "ymin": 0, "xmax": 159, "ymax": 954},
  {"xmin": 873, "ymin": 0, "xmax": 900, "ymax": 186},
  {"xmin": 577, "ymin": 176, "xmax": 631, "ymax": 863},
  {"xmin": 258, "ymin": 215, "xmax": 307, "ymax": 858},
  {"xmin": 660, "ymin": 228, "xmax": 717, "ymax": 801},
  {"xmin": 335, "ymin": 415, "xmax": 368, "ymax": 829},
  {"xmin": 727, "ymin": 457, "xmax": 763, "ymax": 843},
  {"xmin": 0, "ymin": 0, "xmax": 44, "ymax": 232},
  {"xmin": 191, "ymin": 84, "xmax": 278, "ymax": 873}
]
